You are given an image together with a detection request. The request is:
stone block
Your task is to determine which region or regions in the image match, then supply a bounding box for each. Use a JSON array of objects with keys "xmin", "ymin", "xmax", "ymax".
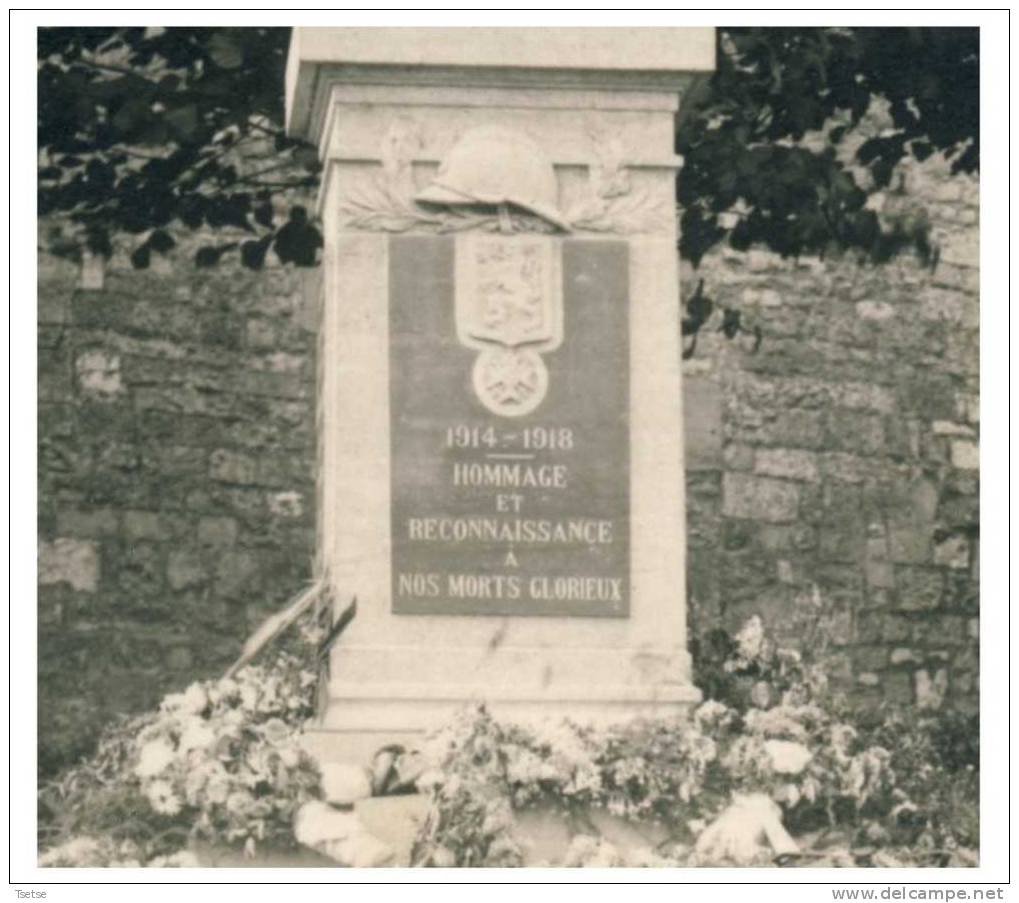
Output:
[
  {"xmin": 746, "ymin": 250, "xmax": 778, "ymax": 272},
  {"xmin": 214, "ymin": 550, "xmax": 258, "ymax": 598},
  {"xmin": 818, "ymin": 524, "xmax": 864, "ymax": 563},
  {"xmin": 884, "ymin": 416, "xmax": 921, "ymax": 458},
  {"xmin": 938, "ymin": 492, "xmax": 979, "ymax": 532},
  {"xmin": 931, "ymin": 263, "xmax": 978, "ymax": 294},
  {"xmin": 754, "ymin": 448, "xmax": 818, "ymax": 482},
  {"xmin": 123, "ymin": 510, "xmax": 166, "ymax": 541},
  {"xmin": 39, "ymin": 538, "xmax": 99, "ymax": 593},
  {"xmin": 888, "ymin": 526, "xmax": 931, "ymax": 564},
  {"xmin": 825, "ymin": 410, "xmax": 885, "ymax": 456},
  {"xmin": 933, "ymin": 534, "xmax": 970, "ymax": 570},
  {"xmin": 939, "ymin": 231, "xmax": 978, "ymax": 269},
  {"xmin": 932, "ymin": 420, "xmax": 975, "ymax": 437},
  {"xmin": 865, "ymin": 559, "xmax": 895, "ymax": 589},
  {"xmin": 919, "ymin": 289, "xmax": 966, "ymax": 324},
  {"xmin": 166, "ymin": 550, "xmax": 206, "ymax": 591},
  {"xmin": 914, "ymin": 668, "xmax": 949, "ymax": 710},
  {"xmin": 38, "ymin": 345, "xmax": 71, "ymax": 402},
  {"xmin": 836, "ymin": 382, "xmax": 896, "ymax": 414},
  {"xmin": 950, "ymin": 439, "xmax": 979, "ymax": 470},
  {"xmin": 268, "ymin": 491, "xmax": 305, "ymax": 519},
  {"xmin": 883, "ymin": 671, "xmax": 913, "ymax": 704},
  {"xmin": 955, "ymin": 391, "xmax": 979, "ymax": 425},
  {"xmin": 889, "ymin": 648, "xmax": 919, "ymax": 665},
  {"xmin": 722, "ymin": 443, "xmax": 754, "ymax": 471},
  {"xmin": 79, "ymin": 252, "xmax": 106, "ymax": 290},
  {"xmin": 684, "ymin": 376, "xmax": 722, "ymax": 471},
  {"xmin": 762, "ymin": 411, "xmax": 826, "ymax": 450},
  {"xmin": 55, "ymin": 507, "xmax": 119, "ymax": 538},
  {"xmin": 857, "ymin": 610, "xmax": 909, "ymax": 644},
  {"xmin": 916, "ymin": 614, "xmax": 969, "ymax": 646},
  {"xmin": 721, "ymin": 520, "xmax": 756, "ymax": 551},
  {"xmin": 39, "ymin": 287, "xmax": 71, "ymax": 325},
  {"xmin": 775, "ymin": 559, "xmax": 795, "ymax": 584},
  {"xmin": 897, "ymin": 373, "xmax": 959, "ymax": 421},
  {"xmin": 198, "ymin": 516, "xmax": 239, "ymax": 547},
  {"xmin": 817, "ymin": 453, "xmax": 872, "ymax": 485},
  {"xmin": 721, "ymin": 473, "xmax": 799, "ymax": 523},
  {"xmin": 944, "ymin": 571, "xmax": 979, "ymax": 613},
  {"xmin": 757, "ymin": 523, "xmax": 816, "ymax": 552},
  {"xmin": 245, "ymin": 317, "xmax": 282, "ymax": 350},
  {"xmin": 75, "ymin": 349, "xmax": 123, "ymax": 397},
  {"xmin": 894, "ymin": 566, "xmax": 944, "ymax": 610},
  {"xmin": 166, "ymin": 646, "xmax": 194, "ymax": 671},
  {"xmin": 209, "ymin": 448, "xmax": 259, "ymax": 485},
  {"xmin": 855, "ymin": 300, "xmax": 895, "ymax": 321}
]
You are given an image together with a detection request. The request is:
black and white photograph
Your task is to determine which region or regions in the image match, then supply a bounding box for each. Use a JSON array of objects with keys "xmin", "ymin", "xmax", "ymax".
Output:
[{"xmin": 11, "ymin": 9, "xmax": 1009, "ymax": 895}]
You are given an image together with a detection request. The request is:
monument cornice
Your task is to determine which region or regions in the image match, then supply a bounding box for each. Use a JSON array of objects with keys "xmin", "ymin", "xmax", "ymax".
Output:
[{"xmin": 286, "ymin": 27, "xmax": 715, "ymax": 143}]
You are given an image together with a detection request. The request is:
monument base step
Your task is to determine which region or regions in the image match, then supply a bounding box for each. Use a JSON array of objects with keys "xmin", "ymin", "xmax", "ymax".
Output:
[{"xmin": 301, "ymin": 682, "xmax": 702, "ymax": 766}]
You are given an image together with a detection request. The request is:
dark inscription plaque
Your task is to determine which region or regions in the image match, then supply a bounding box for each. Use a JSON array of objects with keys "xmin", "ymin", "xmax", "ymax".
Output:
[{"xmin": 389, "ymin": 234, "xmax": 629, "ymax": 617}]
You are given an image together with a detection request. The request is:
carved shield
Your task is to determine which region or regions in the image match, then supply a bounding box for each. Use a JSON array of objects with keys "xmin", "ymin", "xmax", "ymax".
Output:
[{"xmin": 454, "ymin": 234, "xmax": 563, "ymax": 417}]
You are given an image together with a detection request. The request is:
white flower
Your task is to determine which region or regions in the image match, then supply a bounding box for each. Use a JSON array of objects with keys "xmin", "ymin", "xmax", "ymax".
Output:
[
  {"xmin": 239, "ymin": 684, "xmax": 259, "ymax": 711},
  {"xmin": 278, "ymin": 745, "xmax": 301, "ymax": 769},
  {"xmin": 293, "ymin": 800, "xmax": 359, "ymax": 847},
  {"xmin": 260, "ymin": 717, "xmax": 290, "ymax": 745},
  {"xmin": 430, "ymin": 846, "xmax": 456, "ymax": 868},
  {"xmin": 160, "ymin": 693, "xmax": 187, "ymax": 714},
  {"xmin": 207, "ymin": 677, "xmax": 239, "ymax": 706},
  {"xmin": 40, "ymin": 836, "xmax": 102, "ymax": 867},
  {"xmin": 148, "ymin": 849, "xmax": 200, "ymax": 868},
  {"xmin": 180, "ymin": 684, "xmax": 208, "ymax": 715},
  {"xmin": 415, "ymin": 769, "xmax": 445, "ymax": 792},
  {"xmin": 745, "ymin": 706, "xmax": 809, "ymax": 740},
  {"xmin": 775, "ymin": 782, "xmax": 802, "ymax": 807},
  {"xmin": 764, "ymin": 739, "xmax": 813, "ymax": 775},
  {"xmin": 830, "ymin": 722, "xmax": 858, "ymax": 755},
  {"xmin": 734, "ymin": 615, "xmax": 766, "ymax": 660},
  {"xmin": 750, "ymin": 680, "xmax": 772, "ymax": 709},
  {"xmin": 226, "ymin": 790, "xmax": 252, "ymax": 816},
  {"xmin": 146, "ymin": 779, "xmax": 183, "ymax": 816},
  {"xmin": 217, "ymin": 708, "xmax": 245, "ymax": 736},
  {"xmin": 178, "ymin": 719, "xmax": 215, "ymax": 753},
  {"xmin": 135, "ymin": 739, "xmax": 176, "ymax": 778},
  {"xmin": 205, "ymin": 770, "xmax": 232, "ymax": 805},
  {"xmin": 320, "ymin": 763, "xmax": 372, "ymax": 804},
  {"xmin": 694, "ymin": 699, "xmax": 730, "ymax": 727}
]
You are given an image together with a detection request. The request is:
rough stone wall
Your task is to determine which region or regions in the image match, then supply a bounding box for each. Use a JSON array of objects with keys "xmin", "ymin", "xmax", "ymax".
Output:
[
  {"xmin": 683, "ymin": 153, "xmax": 979, "ymax": 714},
  {"xmin": 36, "ymin": 152, "xmax": 978, "ymax": 775},
  {"xmin": 37, "ymin": 252, "xmax": 318, "ymax": 776}
]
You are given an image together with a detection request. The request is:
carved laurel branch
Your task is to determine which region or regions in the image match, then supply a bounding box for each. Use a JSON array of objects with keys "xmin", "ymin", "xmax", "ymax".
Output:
[
  {"xmin": 337, "ymin": 174, "xmax": 671, "ymax": 235},
  {"xmin": 337, "ymin": 172, "xmax": 559, "ymax": 235},
  {"xmin": 565, "ymin": 190, "xmax": 674, "ymax": 235}
]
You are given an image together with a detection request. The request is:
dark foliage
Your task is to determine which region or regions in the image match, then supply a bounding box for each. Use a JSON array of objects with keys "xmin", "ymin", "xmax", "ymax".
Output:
[
  {"xmin": 38, "ymin": 27, "xmax": 977, "ymax": 289},
  {"xmin": 678, "ymin": 27, "xmax": 978, "ymax": 265},
  {"xmin": 38, "ymin": 27, "xmax": 321, "ymax": 269}
]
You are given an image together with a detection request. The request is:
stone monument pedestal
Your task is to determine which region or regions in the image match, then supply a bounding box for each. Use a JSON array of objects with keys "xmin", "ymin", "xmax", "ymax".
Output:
[{"xmin": 286, "ymin": 28, "xmax": 712, "ymax": 765}]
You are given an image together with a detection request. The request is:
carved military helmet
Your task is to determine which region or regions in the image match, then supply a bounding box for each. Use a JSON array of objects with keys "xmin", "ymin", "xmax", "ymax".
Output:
[{"xmin": 415, "ymin": 125, "xmax": 570, "ymax": 231}]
